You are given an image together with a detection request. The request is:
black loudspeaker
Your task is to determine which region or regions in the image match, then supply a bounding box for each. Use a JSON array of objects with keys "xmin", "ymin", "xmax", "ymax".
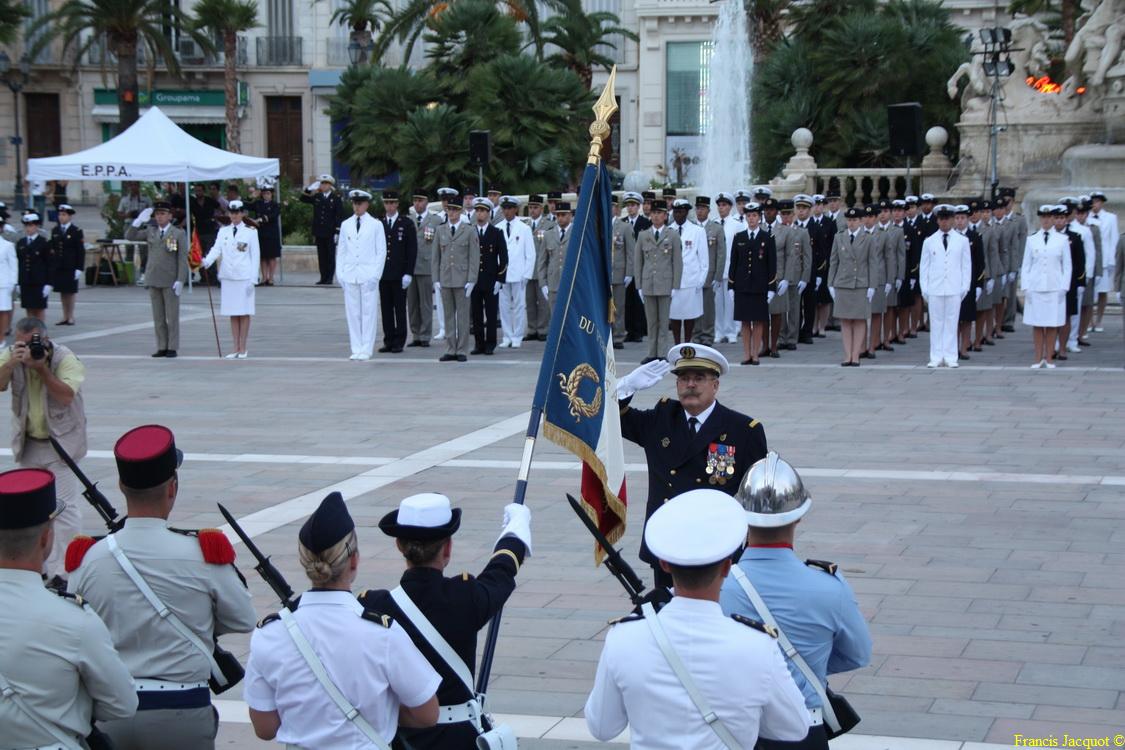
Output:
[
  {"xmin": 469, "ymin": 130, "xmax": 491, "ymax": 167},
  {"xmin": 887, "ymin": 103, "xmax": 924, "ymax": 157}
]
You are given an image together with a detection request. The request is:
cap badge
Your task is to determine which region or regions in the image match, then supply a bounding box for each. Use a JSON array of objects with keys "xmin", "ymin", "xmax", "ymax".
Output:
[{"xmin": 680, "ymin": 346, "xmax": 696, "ymax": 360}]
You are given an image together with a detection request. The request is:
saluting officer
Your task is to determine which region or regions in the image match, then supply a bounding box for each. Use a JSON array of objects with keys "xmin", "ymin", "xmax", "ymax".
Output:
[
  {"xmin": 245, "ymin": 492, "xmax": 441, "ymax": 747},
  {"xmin": 433, "ymin": 195, "xmax": 478, "ymax": 363},
  {"xmin": 616, "ymin": 343, "xmax": 767, "ymax": 588},
  {"xmin": 585, "ymin": 489, "xmax": 810, "ymax": 749},
  {"xmin": 721, "ymin": 453, "xmax": 872, "ymax": 750},
  {"xmin": 0, "ymin": 467, "xmax": 137, "ymax": 749},
  {"xmin": 66, "ymin": 424, "xmax": 257, "ymax": 750},
  {"xmin": 362, "ymin": 493, "xmax": 531, "ymax": 749},
  {"xmin": 300, "ymin": 174, "xmax": 344, "ymax": 285},
  {"xmin": 50, "ymin": 203, "xmax": 84, "ymax": 326},
  {"xmin": 409, "ymin": 191, "xmax": 442, "ymax": 348},
  {"xmin": 126, "ymin": 201, "xmax": 189, "ymax": 358}
]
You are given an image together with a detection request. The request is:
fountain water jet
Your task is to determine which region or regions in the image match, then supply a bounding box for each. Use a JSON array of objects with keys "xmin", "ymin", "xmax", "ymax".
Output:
[{"xmin": 700, "ymin": 0, "xmax": 754, "ymax": 195}]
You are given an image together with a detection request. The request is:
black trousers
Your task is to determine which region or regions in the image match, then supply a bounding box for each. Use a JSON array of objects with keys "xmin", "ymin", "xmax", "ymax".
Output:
[
  {"xmin": 756, "ymin": 725, "xmax": 828, "ymax": 750},
  {"xmin": 471, "ymin": 285, "xmax": 499, "ymax": 351},
  {"xmin": 801, "ymin": 282, "xmax": 817, "ymax": 337},
  {"xmin": 625, "ymin": 280, "xmax": 647, "ymax": 338},
  {"xmin": 379, "ymin": 278, "xmax": 408, "ymax": 349},
  {"xmin": 315, "ymin": 235, "xmax": 335, "ymax": 283}
]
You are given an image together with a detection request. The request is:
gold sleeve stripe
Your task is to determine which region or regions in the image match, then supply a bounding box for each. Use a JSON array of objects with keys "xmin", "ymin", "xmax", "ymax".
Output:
[{"xmin": 491, "ymin": 548, "xmax": 521, "ymax": 572}]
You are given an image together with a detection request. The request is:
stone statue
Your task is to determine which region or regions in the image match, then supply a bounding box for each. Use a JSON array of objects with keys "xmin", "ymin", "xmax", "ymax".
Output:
[
  {"xmin": 1063, "ymin": 0, "xmax": 1125, "ymax": 89},
  {"xmin": 946, "ymin": 18, "xmax": 1053, "ymax": 114}
]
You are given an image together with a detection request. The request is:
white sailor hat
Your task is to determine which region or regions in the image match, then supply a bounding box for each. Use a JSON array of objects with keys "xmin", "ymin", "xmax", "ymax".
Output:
[
  {"xmin": 919, "ymin": 193, "xmax": 935, "ymax": 202},
  {"xmin": 745, "ymin": 201, "xmax": 762, "ymax": 214},
  {"xmin": 437, "ymin": 186, "xmax": 458, "ymax": 198},
  {"xmin": 21, "ymin": 211, "xmax": 40, "ymax": 224},
  {"xmin": 1051, "ymin": 204, "xmax": 1069, "ymax": 215},
  {"xmin": 1037, "ymin": 204, "xmax": 1055, "ymax": 216},
  {"xmin": 622, "ymin": 191, "xmax": 642, "ymax": 205},
  {"xmin": 794, "ymin": 194, "xmax": 813, "ymax": 207},
  {"xmin": 891, "ymin": 199, "xmax": 906, "ymax": 208},
  {"xmin": 228, "ymin": 199, "xmax": 245, "ymax": 211},
  {"xmin": 56, "ymin": 203, "xmax": 76, "ymax": 214},
  {"xmin": 379, "ymin": 493, "xmax": 462, "ymax": 541},
  {"xmin": 735, "ymin": 189, "xmax": 752, "ymax": 202},
  {"xmin": 753, "ymin": 186, "xmax": 772, "ymax": 198},
  {"xmin": 472, "ymin": 197, "xmax": 492, "ymax": 210},
  {"xmin": 499, "ymin": 195, "xmax": 519, "ymax": 208},
  {"xmin": 1090, "ymin": 190, "xmax": 1108, "ymax": 202},
  {"xmin": 671, "ymin": 198, "xmax": 691, "ymax": 209},
  {"xmin": 318, "ymin": 174, "xmax": 336, "ymax": 185},
  {"xmin": 644, "ymin": 489, "xmax": 747, "ymax": 566},
  {"xmin": 905, "ymin": 195, "xmax": 919, "ymax": 204},
  {"xmin": 667, "ymin": 343, "xmax": 729, "ymax": 376},
  {"xmin": 715, "ymin": 191, "xmax": 735, "ymax": 205},
  {"xmin": 348, "ymin": 189, "xmax": 372, "ymax": 202},
  {"xmin": 954, "ymin": 204, "xmax": 970, "ymax": 214}
]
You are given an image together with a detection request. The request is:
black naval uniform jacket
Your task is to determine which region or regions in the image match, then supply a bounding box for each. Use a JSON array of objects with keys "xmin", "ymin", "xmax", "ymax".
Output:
[
  {"xmin": 383, "ymin": 213, "xmax": 419, "ymax": 280},
  {"xmin": 299, "ymin": 189, "xmax": 344, "ymax": 239},
  {"xmin": 1064, "ymin": 228, "xmax": 1085, "ymax": 315},
  {"xmin": 50, "ymin": 223, "xmax": 85, "ymax": 293},
  {"xmin": 359, "ymin": 536, "xmax": 527, "ymax": 750},
  {"xmin": 620, "ymin": 396, "xmax": 767, "ymax": 564},
  {"xmin": 960, "ymin": 227, "xmax": 987, "ymax": 321},
  {"xmin": 474, "ymin": 223, "xmax": 508, "ymax": 288},
  {"xmin": 728, "ymin": 228, "xmax": 778, "ymax": 295},
  {"xmin": 17, "ymin": 234, "xmax": 54, "ymax": 310}
]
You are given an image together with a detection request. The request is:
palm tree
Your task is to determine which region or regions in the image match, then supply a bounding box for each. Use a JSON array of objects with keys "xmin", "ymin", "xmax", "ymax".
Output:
[
  {"xmin": 192, "ymin": 0, "xmax": 258, "ymax": 153},
  {"xmin": 393, "ymin": 104, "xmax": 477, "ymax": 192},
  {"xmin": 541, "ymin": 0, "xmax": 637, "ymax": 89},
  {"xmin": 0, "ymin": 0, "xmax": 31, "ymax": 45},
  {"xmin": 423, "ymin": 0, "xmax": 522, "ymax": 105},
  {"xmin": 31, "ymin": 0, "xmax": 212, "ymax": 132},
  {"xmin": 321, "ymin": 0, "xmax": 393, "ymax": 65},
  {"xmin": 743, "ymin": 0, "xmax": 790, "ymax": 62}
]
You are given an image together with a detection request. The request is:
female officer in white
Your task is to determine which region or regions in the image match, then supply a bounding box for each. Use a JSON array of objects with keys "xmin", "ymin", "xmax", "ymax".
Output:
[
  {"xmin": 336, "ymin": 190, "xmax": 387, "ymax": 360},
  {"xmin": 203, "ymin": 200, "xmax": 260, "ymax": 358},
  {"xmin": 245, "ymin": 491, "xmax": 440, "ymax": 748},
  {"xmin": 1020, "ymin": 205, "xmax": 1072, "ymax": 368}
]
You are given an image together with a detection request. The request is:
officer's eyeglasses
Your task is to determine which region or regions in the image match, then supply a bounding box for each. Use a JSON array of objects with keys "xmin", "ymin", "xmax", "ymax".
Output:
[{"xmin": 676, "ymin": 373, "xmax": 715, "ymax": 385}]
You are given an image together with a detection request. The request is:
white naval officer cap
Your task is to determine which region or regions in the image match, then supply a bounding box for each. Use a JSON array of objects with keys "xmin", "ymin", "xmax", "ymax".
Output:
[
  {"xmin": 349, "ymin": 189, "xmax": 372, "ymax": 202},
  {"xmin": 794, "ymin": 194, "xmax": 813, "ymax": 207},
  {"xmin": 955, "ymin": 204, "xmax": 970, "ymax": 214},
  {"xmin": 622, "ymin": 191, "xmax": 642, "ymax": 205},
  {"xmin": 21, "ymin": 211, "xmax": 40, "ymax": 224},
  {"xmin": 667, "ymin": 343, "xmax": 729, "ymax": 376},
  {"xmin": 735, "ymin": 189, "xmax": 752, "ymax": 202},
  {"xmin": 56, "ymin": 203, "xmax": 76, "ymax": 214},
  {"xmin": 437, "ymin": 186, "xmax": 458, "ymax": 198},
  {"xmin": 227, "ymin": 199, "xmax": 245, "ymax": 211},
  {"xmin": 500, "ymin": 195, "xmax": 520, "ymax": 208},
  {"xmin": 1037, "ymin": 204, "xmax": 1055, "ymax": 216},
  {"xmin": 472, "ymin": 197, "xmax": 492, "ymax": 210},
  {"xmin": 715, "ymin": 192, "xmax": 735, "ymax": 205},
  {"xmin": 920, "ymin": 193, "xmax": 935, "ymax": 202},
  {"xmin": 644, "ymin": 489, "xmax": 747, "ymax": 566},
  {"xmin": 672, "ymin": 198, "xmax": 691, "ymax": 209},
  {"xmin": 318, "ymin": 174, "xmax": 336, "ymax": 185},
  {"xmin": 753, "ymin": 186, "xmax": 772, "ymax": 198}
]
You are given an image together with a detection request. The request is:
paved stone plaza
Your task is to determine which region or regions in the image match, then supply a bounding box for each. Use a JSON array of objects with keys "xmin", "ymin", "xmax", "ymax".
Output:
[{"xmin": 3, "ymin": 277, "xmax": 1123, "ymax": 749}]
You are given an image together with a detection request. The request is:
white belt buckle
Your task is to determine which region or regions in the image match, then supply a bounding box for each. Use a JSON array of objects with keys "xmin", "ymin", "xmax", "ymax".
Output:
[{"xmin": 808, "ymin": 707, "xmax": 824, "ymax": 726}]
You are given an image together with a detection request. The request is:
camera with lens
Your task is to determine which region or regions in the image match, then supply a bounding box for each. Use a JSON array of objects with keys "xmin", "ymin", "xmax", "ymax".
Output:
[{"xmin": 28, "ymin": 333, "xmax": 48, "ymax": 361}]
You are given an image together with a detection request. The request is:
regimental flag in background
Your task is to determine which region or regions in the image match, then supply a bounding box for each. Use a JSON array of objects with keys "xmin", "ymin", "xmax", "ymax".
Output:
[{"xmin": 533, "ymin": 162, "xmax": 627, "ymax": 563}]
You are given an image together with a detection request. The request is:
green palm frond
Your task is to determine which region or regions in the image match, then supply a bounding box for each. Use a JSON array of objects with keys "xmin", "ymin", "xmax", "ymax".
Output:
[{"xmin": 0, "ymin": 0, "xmax": 31, "ymax": 45}]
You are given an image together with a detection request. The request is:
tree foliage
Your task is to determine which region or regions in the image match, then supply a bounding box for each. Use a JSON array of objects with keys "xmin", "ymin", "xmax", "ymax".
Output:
[
  {"xmin": 192, "ymin": 0, "xmax": 259, "ymax": 153},
  {"xmin": 752, "ymin": 0, "xmax": 965, "ymax": 179},
  {"xmin": 541, "ymin": 0, "xmax": 637, "ymax": 88},
  {"xmin": 0, "ymin": 0, "xmax": 31, "ymax": 45}
]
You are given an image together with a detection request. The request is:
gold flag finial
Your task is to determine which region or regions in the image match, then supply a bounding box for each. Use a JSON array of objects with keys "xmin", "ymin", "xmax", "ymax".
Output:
[{"xmin": 587, "ymin": 66, "xmax": 618, "ymax": 166}]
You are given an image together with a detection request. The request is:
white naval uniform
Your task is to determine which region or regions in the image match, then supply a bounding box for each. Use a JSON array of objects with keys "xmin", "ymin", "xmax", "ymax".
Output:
[
  {"xmin": 715, "ymin": 214, "xmax": 743, "ymax": 341},
  {"xmin": 497, "ymin": 216, "xmax": 535, "ymax": 346},
  {"xmin": 1091, "ymin": 208, "xmax": 1119, "ymax": 294},
  {"xmin": 244, "ymin": 590, "xmax": 441, "ymax": 749},
  {"xmin": 336, "ymin": 212, "xmax": 388, "ymax": 358},
  {"xmin": 585, "ymin": 597, "xmax": 810, "ymax": 749},
  {"xmin": 0, "ymin": 569, "xmax": 137, "ymax": 748},
  {"xmin": 0, "ymin": 235, "xmax": 17, "ymax": 312},
  {"xmin": 1020, "ymin": 228, "xmax": 1071, "ymax": 327},
  {"xmin": 204, "ymin": 222, "xmax": 261, "ymax": 316},
  {"xmin": 919, "ymin": 230, "xmax": 971, "ymax": 366},
  {"xmin": 668, "ymin": 220, "xmax": 709, "ymax": 320}
]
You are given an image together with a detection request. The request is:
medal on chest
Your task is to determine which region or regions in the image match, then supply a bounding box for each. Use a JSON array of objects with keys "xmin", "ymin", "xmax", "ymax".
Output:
[{"xmin": 706, "ymin": 443, "xmax": 736, "ymax": 485}]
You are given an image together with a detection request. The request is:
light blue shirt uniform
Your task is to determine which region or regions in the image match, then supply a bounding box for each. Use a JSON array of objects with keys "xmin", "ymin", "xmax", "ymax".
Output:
[{"xmin": 719, "ymin": 546, "xmax": 872, "ymax": 709}]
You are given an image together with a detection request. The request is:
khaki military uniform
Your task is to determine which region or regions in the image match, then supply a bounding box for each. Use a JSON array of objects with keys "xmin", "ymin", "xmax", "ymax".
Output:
[
  {"xmin": 635, "ymin": 227, "xmax": 683, "ymax": 359},
  {"xmin": 828, "ymin": 229, "xmax": 874, "ymax": 320},
  {"xmin": 536, "ymin": 224, "xmax": 571, "ymax": 313},
  {"xmin": 779, "ymin": 223, "xmax": 812, "ymax": 346},
  {"xmin": 433, "ymin": 221, "xmax": 481, "ymax": 357},
  {"xmin": 524, "ymin": 214, "xmax": 557, "ymax": 339},
  {"xmin": 611, "ymin": 217, "xmax": 637, "ymax": 345},
  {"xmin": 409, "ymin": 211, "xmax": 443, "ymax": 344},
  {"xmin": 126, "ymin": 222, "xmax": 189, "ymax": 352}
]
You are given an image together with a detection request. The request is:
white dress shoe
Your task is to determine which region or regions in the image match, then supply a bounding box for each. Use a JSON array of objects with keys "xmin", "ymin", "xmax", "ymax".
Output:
[
  {"xmin": 1045, "ymin": 361, "xmax": 1057, "ymax": 369},
  {"xmin": 927, "ymin": 361, "xmax": 939, "ymax": 368},
  {"xmin": 224, "ymin": 352, "xmax": 239, "ymax": 359},
  {"xmin": 356, "ymin": 353, "xmax": 370, "ymax": 361},
  {"xmin": 1066, "ymin": 343, "xmax": 1081, "ymax": 353},
  {"xmin": 236, "ymin": 352, "xmax": 248, "ymax": 359},
  {"xmin": 1030, "ymin": 361, "xmax": 1043, "ymax": 369}
]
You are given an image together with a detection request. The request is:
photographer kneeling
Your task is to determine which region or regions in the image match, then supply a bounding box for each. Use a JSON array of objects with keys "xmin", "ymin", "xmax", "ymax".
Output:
[{"xmin": 0, "ymin": 317, "xmax": 86, "ymax": 586}]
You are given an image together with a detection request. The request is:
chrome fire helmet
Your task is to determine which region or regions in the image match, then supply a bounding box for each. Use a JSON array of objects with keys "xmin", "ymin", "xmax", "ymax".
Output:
[{"xmin": 736, "ymin": 451, "xmax": 812, "ymax": 527}]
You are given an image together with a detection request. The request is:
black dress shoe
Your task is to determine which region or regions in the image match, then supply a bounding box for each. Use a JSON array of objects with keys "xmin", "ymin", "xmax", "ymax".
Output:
[
  {"xmin": 750, "ymin": 359, "xmax": 760, "ymax": 365},
  {"xmin": 972, "ymin": 345, "xmax": 983, "ymax": 352},
  {"xmin": 1078, "ymin": 340, "xmax": 1091, "ymax": 347},
  {"xmin": 625, "ymin": 335, "xmax": 643, "ymax": 343},
  {"xmin": 613, "ymin": 342, "xmax": 624, "ymax": 349},
  {"xmin": 859, "ymin": 351, "xmax": 875, "ymax": 359},
  {"xmin": 814, "ymin": 333, "xmax": 827, "ymax": 338},
  {"xmin": 407, "ymin": 340, "xmax": 422, "ymax": 347},
  {"xmin": 798, "ymin": 337, "xmax": 814, "ymax": 344},
  {"xmin": 841, "ymin": 361, "xmax": 850, "ymax": 367},
  {"xmin": 782, "ymin": 343, "xmax": 797, "ymax": 351},
  {"xmin": 418, "ymin": 341, "xmax": 430, "ymax": 348},
  {"xmin": 893, "ymin": 338, "xmax": 907, "ymax": 345},
  {"xmin": 742, "ymin": 359, "xmax": 754, "ymax": 365},
  {"xmin": 483, "ymin": 349, "xmax": 495, "ymax": 355},
  {"xmin": 826, "ymin": 324, "xmax": 841, "ymax": 332},
  {"xmin": 470, "ymin": 348, "xmax": 484, "ymax": 355},
  {"xmin": 315, "ymin": 280, "xmax": 332, "ymax": 285},
  {"xmin": 1001, "ymin": 325, "xmax": 1015, "ymax": 333},
  {"xmin": 391, "ymin": 347, "xmax": 404, "ymax": 353},
  {"xmin": 378, "ymin": 346, "xmax": 393, "ymax": 353},
  {"xmin": 439, "ymin": 354, "xmax": 457, "ymax": 362},
  {"xmin": 959, "ymin": 353, "xmax": 970, "ymax": 360},
  {"xmin": 456, "ymin": 355, "xmax": 468, "ymax": 362},
  {"xmin": 882, "ymin": 344, "xmax": 895, "ymax": 352},
  {"xmin": 983, "ymin": 339, "xmax": 995, "ymax": 346},
  {"xmin": 769, "ymin": 350, "xmax": 780, "ymax": 358},
  {"xmin": 165, "ymin": 350, "xmax": 177, "ymax": 358},
  {"xmin": 849, "ymin": 361, "xmax": 860, "ymax": 367},
  {"xmin": 906, "ymin": 332, "xmax": 918, "ymax": 339},
  {"xmin": 151, "ymin": 350, "xmax": 167, "ymax": 358}
]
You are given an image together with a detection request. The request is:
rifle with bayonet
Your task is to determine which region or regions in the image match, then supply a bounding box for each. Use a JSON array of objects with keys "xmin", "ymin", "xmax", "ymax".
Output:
[
  {"xmin": 217, "ymin": 503, "xmax": 295, "ymax": 608},
  {"xmin": 49, "ymin": 437, "xmax": 123, "ymax": 531},
  {"xmin": 566, "ymin": 493, "xmax": 648, "ymax": 606}
]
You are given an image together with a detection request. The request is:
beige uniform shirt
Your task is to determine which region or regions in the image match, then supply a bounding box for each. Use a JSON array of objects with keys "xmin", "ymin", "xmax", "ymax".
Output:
[
  {"xmin": 703, "ymin": 220, "xmax": 727, "ymax": 286},
  {"xmin": 125, "ymin": 223, "xmax": 189, "ymax": 288},
  {"xmin": 635, "ymin": 227, "xmax": 683, "ymax": 296},
  {"xmin": 69, "ymin": 518, "xmax": 257, "ymax": 683},
  {"xmin": 611, "ymin": 217, "xmax": 636, "ymax": 284},
  {"xmin": 537, "ymin": 224, "xmax": 571, "ymax": 293},
  {"xmin": 0, "ymin": 568, "xmax": 137, "ymax": 747}
]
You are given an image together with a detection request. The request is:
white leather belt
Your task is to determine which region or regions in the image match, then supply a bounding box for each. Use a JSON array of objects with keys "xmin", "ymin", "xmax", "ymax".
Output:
[
  {"xmin": 437, "ymin": 699, "xmax": 482, "ymax": 726},
  {"xmin": 133, "ymin": 679, "xmax": 208, "ymax": 692},
  {"xmin": 809, "ymin": 707, "xmax": 823, "ymax": 726}
]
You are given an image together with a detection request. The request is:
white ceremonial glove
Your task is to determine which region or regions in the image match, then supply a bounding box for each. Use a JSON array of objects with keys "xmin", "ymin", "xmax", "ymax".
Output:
[
  {"xmin": 131, "ymin": 207, "xmax": 153, "ymax": 227},
  {"xmin": 767, "ymin": 291, "xmax": 776, "ymax": 303},
  {"xmin": 624, "ymin": 276, "xmax": 633, "ymax": 287},
  {"xmin": 975, "ymin": 287, "xmax": 982, "ymax": 301},
  {"xmin": 1077, "ymin": 286, "xmax": 1085, "ymax": 295},
  {"xmin": 910, "ymin": 279, "xmax": 917, "ymax": 290},
  {"xmin": 797, "ymin": 280, "xmax": 807, "ymax": 294},
  {"xmin": 866, "ymin": 287, "xmax": 875, "ymax": 302},
  {"xmin": 493, "ymin": 281, "xmax": 501, "ymax": 295},
  {"xmin": 541, "ymin": 285, "xmax": 549, "ymax": 300},
  {"xmin": 306, "ymin": 181, "xmax": 319, "ymax": 192},
  {"xmin": 986, "ymin": 279, "xmax": 994, "ymax": 294},
  {"xmin": 498, "ymin": 503, "xmax": 532, "ymax": 556},
  {"xmin": 246, "ymin": 283, "xmax": 254, "ymax": 298},
  {"xmin": 895, "ymin": 279, "xmax": 902, "ymax": 291},
  {"xmin": 671, "ymin": 288, "xmax": 679, "ymax": 299},
  {"xmin": 433, "ymin": 281, "xmax": 441, "ymax": 294},
  {"xmin": 829, "ymin": 287, "xmax": 836, "ymax": 301},
  {"xmin": 1009, "ymin": 272, "xmax": 1017, "ymax": 284},
  {"xmin": 617, "ymin": 358, "xmax": 672, "ymax": 399},
  {"xmin": 465, "ymin": 282, "xmax": 474, "ymax": 298},
  {"xmin": 726, "ymin": 288, "xmax": 734, "ymax": 303},
  {"xmin": 815, "ymin": 277, "xmax": 822, "ymax": 290},
  {"xmin": 777, "ymin": 280, "xmax": 788, "ymax": 296},
  {"xmin": 172, "ymin": 280, "xmax": 182, "ymax": 297},
  {"xmin": 42, "ymin": 285, "xmax": 52, "ymax": 297},
  {"xmin": 74, "ymin": 269, "xmax": 82, "ymax": 282},
  {"xmin": 884, "ymin": 283, "xmax": 892, "ymax": 295},
  {"xmin": 712, "ymin": 279, "xmax": 723, "ymax": 292},
  {"xmin": 1116, "ymin": 291, "xmax": 1122, "ymax": 304},
  {"xmin": 637, "ymin": 288, "xmax": 645, "ymax": 303},
  {"xmin": 402, "ymin": 274, "xmax": 412, "ymax": 290}
]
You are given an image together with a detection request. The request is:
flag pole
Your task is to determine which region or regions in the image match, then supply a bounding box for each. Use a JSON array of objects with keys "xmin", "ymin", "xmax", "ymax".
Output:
[{"xmin": 475, "ymin": 68, "xmax": 618, "ymax": 697}]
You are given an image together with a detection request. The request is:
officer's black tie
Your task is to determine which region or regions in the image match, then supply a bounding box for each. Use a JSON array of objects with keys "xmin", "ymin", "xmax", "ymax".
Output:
[
  {"xmin": 942, "ymin": 233, "xmax": 948, "ymax": 249},
  {"xmin": 688, "ymin": 416, "xmax": 699, "ymax": 434}
]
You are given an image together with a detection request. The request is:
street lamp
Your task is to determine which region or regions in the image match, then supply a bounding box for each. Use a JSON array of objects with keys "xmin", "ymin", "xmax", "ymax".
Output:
[
  {"xmin": 0, "ymin": 51, "xmax": 31, "ymax": 211},
  {"xmin": 346, "ymin": 37, "xmax": 374, "ymax": 66}
]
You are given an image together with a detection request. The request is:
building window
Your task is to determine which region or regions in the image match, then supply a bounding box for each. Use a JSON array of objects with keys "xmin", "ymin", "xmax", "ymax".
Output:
[{"xmin": 665, "ymin": 41, "xmax": 712, "ymax": 137}]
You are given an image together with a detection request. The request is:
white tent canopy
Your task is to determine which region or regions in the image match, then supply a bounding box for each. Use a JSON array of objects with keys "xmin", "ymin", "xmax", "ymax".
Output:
[{"xmin": 27, "ymin": 106, "xmax": 278, "ymax": 182}]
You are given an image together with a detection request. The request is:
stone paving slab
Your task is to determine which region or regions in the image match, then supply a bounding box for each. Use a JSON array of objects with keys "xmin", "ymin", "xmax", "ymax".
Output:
[{"xmin": 1, "ymin": 286, "xmax": 1121, "ymax": 748}]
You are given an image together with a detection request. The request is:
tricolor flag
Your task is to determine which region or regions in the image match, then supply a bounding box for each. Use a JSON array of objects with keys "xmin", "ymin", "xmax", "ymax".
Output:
[{"xmin": 533, "ymin": 162, "xmax": 627, "ymax": 562}]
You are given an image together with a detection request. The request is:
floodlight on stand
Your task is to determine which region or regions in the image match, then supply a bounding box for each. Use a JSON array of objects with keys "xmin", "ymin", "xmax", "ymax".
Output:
[
  {"xmin": 980, "ymin": 27, "xmax": 997, "ymax": 45},
  {"xmin": 998, "ymin": 27, "xmax": 1012, "ymax": 45},
  {"xmin": 983, "ymin": 59, "xmax": 997, "ymax": 76},
  {"xmin": 998, "ymin": 58, "xmax": 1014, "ymax": 77}
]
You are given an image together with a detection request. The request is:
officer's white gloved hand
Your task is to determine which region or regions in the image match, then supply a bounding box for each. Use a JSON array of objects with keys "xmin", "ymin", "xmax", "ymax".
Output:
[
  {"xmin": 498, "ymin": 503, "xmax": 532, "ymax": 556},
  {"xmin": 307, "ymin": 181, "xmax": 319, "ymax": 192},
  {"xmin": 465, "ymin": 282, "xmax": 474, "ymax": 298},
  {"xmin": 493, "ymin": 281, "xmax": 501, "ymax": 295},
  {"xmin": 866, "ymin": 287, "xmax": 875, "ymax": 302},
  {"xmin": 402, "ymin": 274, "xmax": 412, "ymax": 290},
  {"xmin": 767, "ymin": 291, "xmax": 776, "ymax": 303},
  {"xmin": 726, "ymin": 288, "xmax": 734, "ymax": 303},
  {"xmin": 884, "ymin": 283, "xmax": 892, "ymax": 295},
  {"xmin": 895, "ymin": 279, "xmax": 902, "ymax": 290},
  {"xmin": 624, "ymin": 276, "xmax": 632, "ymax": 287},
  {"xmin": 616, "ymin": 359, "xmax": 672, "ymax": 399},
  {"xmin": 1116, "ymin": 291, "xmax": 1122, "ymax": 304},
  {"xmin": 1078, "ymin": 286, "xmax": 1085, "ymax": 295},
  {"xmin": 815, "ymin": 277, "xmax": 822, "ymax": 290},
  {"xmin": 541, "ymin": 285, "xmax": 549, "ymax": 300},
  {"xmin": 637, "ymin": 288, "xmax": 645, "ymax": 304},
  {"xmin": 42, "ymin": 285, "xmax": 53, "ymax": 297},
  {"xmin": 74, "ymin": 270, "xmax": 82, "ymax": 282},
  {"xmin": 433, "ymin": 281, "xmax": 441, "ymax": 294},
  {"xmin": 986, "ymin": 279, "xmax": 994, "ymax": 294},
  {"xmin": 777, "ymin": 280, "xmax": 788, "ymax": 297},
  {"xmin": 910, "ymin": 279, "xmax": 917, "ymax": 289},
  {"xmin": 132, "ymin": 207, "xmax": 154, "ymax": 227},
  {"xmin": 975, "ymin": 287, "xmax": 982, "ymax": 301},
  {"xmin": 829, "ymin": 286, "xmax": 836, "ymax": 301},
  {"xmin": 172, "ymin": 280, "xmax": 182, "ymax": 297}
]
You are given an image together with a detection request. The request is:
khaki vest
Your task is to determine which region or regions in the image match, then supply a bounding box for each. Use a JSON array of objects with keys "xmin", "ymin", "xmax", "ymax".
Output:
[{"xmin": 9, "ymin": 342, "xmax": 87, "ymax": 463}]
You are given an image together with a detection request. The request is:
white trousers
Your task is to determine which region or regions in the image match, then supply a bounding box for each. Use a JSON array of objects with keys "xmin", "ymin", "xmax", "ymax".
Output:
[
  {"xmin": 499, "ymin": 280, "xmax": 528, "ymax": 344},
  {"xmin": 20, "ymin": 439, "xmax": 83, "ymax": 580},
  {"xmin": 343, "ymin": 280, "xmax": 379, "ymax": 356},
  {"xmin": 715, "ymin": 287, "xmax": 737, "ymax": 341},
  {"xmin": 433, "ymin": 285, "xmax": 446, "ymax": 339},
  {"xmin": 1067, "ymin": 287, "xmax": 1084, "ymax": 346},
  {"xmin": 928, "ymin": 294, "xmax": 960, "ymax": 365}
]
